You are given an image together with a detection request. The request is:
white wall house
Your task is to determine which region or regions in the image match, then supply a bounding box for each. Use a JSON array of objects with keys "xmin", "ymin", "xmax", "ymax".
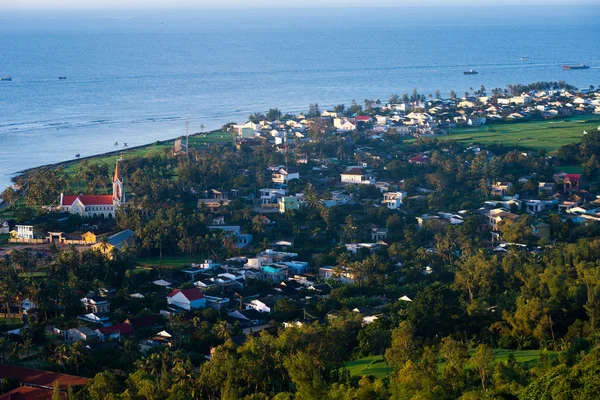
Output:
[
  {"xmin": 167, "ymin": 289, "xmax": 206, "ymax": 310},
  {"xmin": 15, "ymin": 225, "xmax": 34, "ymax": 239},
  {"xmin": 340, "ymin": 168, "xmax": 371, "ymax": 184},
  {"xmin": 383, "ymin": 191, "xmax": 407, "ymax": 209}
]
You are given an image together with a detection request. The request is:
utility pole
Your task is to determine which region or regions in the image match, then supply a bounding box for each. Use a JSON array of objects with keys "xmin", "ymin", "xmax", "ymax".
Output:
[{"xmin": 185, "ymin": 116, "xmax": 189, "ymax": 157}]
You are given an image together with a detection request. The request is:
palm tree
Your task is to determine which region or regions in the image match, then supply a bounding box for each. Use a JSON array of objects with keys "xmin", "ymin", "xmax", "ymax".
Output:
[{"xmin": 213, "ymin": 320, "xmax": 232, "ymax": 342}]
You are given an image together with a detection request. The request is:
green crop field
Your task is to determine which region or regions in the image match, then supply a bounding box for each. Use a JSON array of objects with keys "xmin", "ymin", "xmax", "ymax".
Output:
[
  {"xmin": 443, "ymin": 115, "xmax": 600, "ymax": 152},
  {"xmin": 344, "ymin": 349, "xmax": 558, "ymax": 379},
  {"xmin": 137, "ymin": 255, "xmax": 197, "ymax": 270}
]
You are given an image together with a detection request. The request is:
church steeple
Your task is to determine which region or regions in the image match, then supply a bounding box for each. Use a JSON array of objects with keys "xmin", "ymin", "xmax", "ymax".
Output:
[{"xmin": 112, "ymin": 162, "xmax": 125, "ymax": 205}]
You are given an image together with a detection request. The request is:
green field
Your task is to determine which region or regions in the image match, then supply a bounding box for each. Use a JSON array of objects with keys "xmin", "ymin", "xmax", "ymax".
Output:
[
  {"xmin": 137, "ymin": 255, "xmax": 197, "ymax": 270},
  {"xmin": 443, "ymin": 115, "xmax": 600, "ymax": 152},
  {"xmin": 59, "ymin": 131, "xmax": 233, "ymax": 178},
  {"xmin": 345, "ymin": 349, "xmax": 558, "ymax": 379}
]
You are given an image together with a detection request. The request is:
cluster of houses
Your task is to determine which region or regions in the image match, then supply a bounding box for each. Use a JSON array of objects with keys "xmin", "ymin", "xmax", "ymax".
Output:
[
  {"xmin": 481, "ymin": 172, "xmax": 600, "ymax": 242},
  {"xmin": 227, "ymin": 89, "xmax": 600, "ymax": 143}
]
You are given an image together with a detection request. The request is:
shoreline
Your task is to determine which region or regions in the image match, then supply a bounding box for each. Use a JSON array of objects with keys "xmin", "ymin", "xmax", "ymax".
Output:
[{"xmin": 11, "ymin": 129, "xmax": 220, "ymax": 184}]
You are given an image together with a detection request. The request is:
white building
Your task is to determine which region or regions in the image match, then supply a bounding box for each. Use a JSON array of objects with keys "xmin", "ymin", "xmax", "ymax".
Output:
[
  {"xmin": 383, "ymin": 191, "xmax": 407, "ymax": 209},
  {"xmin": 340, "ymin": 168, "xmax": 371, "ymax": 184},
  {"xmin": 15, "ymin": 225, "xmax": 34, "ymax": 239}
]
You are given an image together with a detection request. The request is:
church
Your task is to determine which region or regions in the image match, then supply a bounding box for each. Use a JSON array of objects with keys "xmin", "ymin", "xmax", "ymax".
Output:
[{"xmin": 59, "ymin": 163, "xmax": 125, "ymax": 219}]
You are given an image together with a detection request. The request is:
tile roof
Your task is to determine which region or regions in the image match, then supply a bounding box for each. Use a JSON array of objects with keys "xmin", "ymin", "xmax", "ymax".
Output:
[
  {"xmin": 342, "ymin": 168, "xmax": 364, "ymax": 176},
  {"xmin": 61, "ymin": 195, "xmax": 113, "ymax": 206},
  {"xmin": 97, "ymin": 322, "xmax": 134, "ymax": 335},
  {"xmin": 168, "ymin": 288, "xmax": 205, "ymax": 301},
  {"xmin": 0, "ymin": 364, "xmax": 90, "ymax": 389}
]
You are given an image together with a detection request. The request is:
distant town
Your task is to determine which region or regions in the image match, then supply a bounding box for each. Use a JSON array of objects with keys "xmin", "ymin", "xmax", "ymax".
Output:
[{"xmin": 0, "ymin": 80, "xmax": 600, "ymax": 399}]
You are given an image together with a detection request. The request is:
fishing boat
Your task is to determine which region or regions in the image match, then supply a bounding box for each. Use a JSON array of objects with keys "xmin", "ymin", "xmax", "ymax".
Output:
[
  {"xmin": 0, "ymin": 77, "xmax": 12, "ymax": 81},
  {"xmin": 562, "ymin": 64, "xmax": 590, "ymax": 70},
  {"xmin": 75, "ymin": 154, "xmax": 80, "ymax": 158},
  {"xmin": 58, "ymin": 76, "xmax": 67, "ymax": 80},
  {"xmin": 520, "ymin": 56, "xmax": 529, "ymax": 60},
  {"xmin": 464, "ymin": 69, "xmax": 478, "ymax": 75}
]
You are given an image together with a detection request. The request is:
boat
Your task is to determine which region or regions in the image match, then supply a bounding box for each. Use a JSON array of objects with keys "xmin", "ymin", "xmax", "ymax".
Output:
[
  {"xmin": 58, "ymin": 76, "xmax": 67, "ymax": 80},
  {"xmin": 520, "ymin": 56, "xmax": 529, "ymax": 60},
  {"xmin": 75, "ymin": 154, "xmax": 80, "ymax": 158},
  {"xmin": 562, "ymin": 64, "xmax": 590, "ymax": 70},
  {"xmin": 464, "ymin": 69, "xmax": 478, "ymax": 75},
  {"xmin": 0, "ymin": 77, "xmax": 12, "ymax": 81}
]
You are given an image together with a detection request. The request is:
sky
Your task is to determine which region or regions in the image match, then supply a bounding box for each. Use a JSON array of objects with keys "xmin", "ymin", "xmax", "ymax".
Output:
[{"xmin": 2, "ymin": 0, "xmax": 599, "ymax": 10}]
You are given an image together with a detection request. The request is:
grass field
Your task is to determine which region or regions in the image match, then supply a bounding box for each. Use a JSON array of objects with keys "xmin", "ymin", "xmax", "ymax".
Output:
[
  {"xmin": 443, "ymin": 115, "xmax": 600, "ymax": 152},
  {"xmin": 137, "ymin": 256, "xmax": 197, "ymax": 270},
  {"xmin": 59, "ymin": 131, "xmax": 233, "ymax": 178},
  {"xmin": 345, "ymin": 349, "xmax": 558, "ymax": 379}
]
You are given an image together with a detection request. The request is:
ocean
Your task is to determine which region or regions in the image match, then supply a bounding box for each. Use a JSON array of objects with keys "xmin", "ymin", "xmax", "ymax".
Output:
[{"xmin": 0, "ymin": 6, "xmax": 599, "ymax": 191}]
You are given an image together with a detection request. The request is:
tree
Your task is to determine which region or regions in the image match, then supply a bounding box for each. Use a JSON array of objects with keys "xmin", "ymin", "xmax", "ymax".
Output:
[
  {"xmin": 408, "ymin": 283, "xmax": 463, "ymax": 337},
  {"xmin": 471, "ymin": 344, "xmax": 494, "ymax": 391},
  {"xmin": 52, "ymin": 380, "xmax": 61, "ymax": 400},
  {"xmin": 385, "ymin": 321, "xmax": 417, "ymax": 369},
  {"xmin": 450, "ymin": 90, "xmax": 456, "ymax": 100},
  {"xmin": 1, "ymin": 187, "xmax": 18, "ymax": 209},
  {"xmin": 308, "ymin": 103, "xmax": 320, "ymax": 118},
  {"xmin": 389, "ymin": 93, "xmax": 400, "ymax": 104}
]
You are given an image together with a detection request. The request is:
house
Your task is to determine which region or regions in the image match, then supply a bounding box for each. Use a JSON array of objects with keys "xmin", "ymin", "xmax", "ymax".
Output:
[
  {"xmin": 92, "ymin": 229, "xmax": 135, "ymax": 259},
  {"xmin": 539, "ymin": 182, "xmax": 556, "ymax": 195},
  {"xmin": 247, "ymin": 297, "xmax": 277, "ymax": 313},
  {"xmin": 278, "ymin": 194, "xmax": 304, "ymax": 214},
  {"xmin": 0, "ymin": 220, "xmax": 9, "ymax": 235},
  {"xmin": 371, "ymin": 227, "xmax": 388, "ymax": 241},
  {"xmin": 272, "ymin": 168, "xmax": 300, "ymax": 184},
  {"xmin": 80, "ymin": 296, "xmax": 110, "ymax": 313},
  {"xmin": 563, "ymin": 174, "xmax": 581, "ymax": 193},
  {"xmin": 166, "ymin": 288, "xmax": 206, "ymax": 310},
  {"xmin": 96, "ymin": 323, "xmax": 135, "ymax": 341},
  {"xmin": 67, "ymin": 326, "xmax": 98, "ymax": 343},
  {"xmin": 531, "ymin": 221, "xmax": 550, "ymax": 240},
  {"xmin": 14, "ymin": 225, "xmax": 34, "ymax": 239},
  {"xmin": 485, "ymin": 208, "xmax": 519, "ymax": 231},
  {"xmin": 60, "ymin": 163, "xmax": 125, "ymax": 218},
  {"xmin": 345, "ymin": 243, "xmax": 380, "ymax": 254},
  {"xmin": 319, "ymin": 266, "xmax": 355, "ymax": 284},
  {"xmin": 408, "ymin": 153, "xmax": 429, "ymax": 165},
  {"xmin": 333, "ymin": 117, "xmax": 356, "ymax": 131},
  {"xmin": 525, "ymin": 200, "xmax": 547, "ymax": 214},
  {"xmin": 260, "ymin": 188, "xmax": 287, "ymax": 207},
  {"xmin": 341, "ymin": 168, "xmax": 371, "ymax": 184},
  {"xmin": 491, "ymin": 182, "xmax": 513, "ymax": 197},
  {"xmin": 0, "ymin": 364, "xmax": 90, "ymax": 398},
  {"xmin": 383, "ymin": 191, "xmax": 407, "ymax": 209},
  {"xmin": 228, "ymin": 309, "xmax": 267, "ymax": 327},
  {"xmin": 308, "ymin": 283, "xmax": 333, "ymax": 298}
]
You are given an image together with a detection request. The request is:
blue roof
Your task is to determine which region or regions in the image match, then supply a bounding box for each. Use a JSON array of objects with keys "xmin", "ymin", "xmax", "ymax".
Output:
[{"xmin": 107, "ymin": 229, "xmax": 134, "ymax": 249}]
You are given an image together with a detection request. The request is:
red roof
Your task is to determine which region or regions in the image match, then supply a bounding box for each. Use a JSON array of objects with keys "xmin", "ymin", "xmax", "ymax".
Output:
[
  {"xmin": 0, "ymin": 364, "xmax": 90, "ymax": 389},
  {"xmin": 355, "ymin": 116, "xmax": 371, "ymax": 121},
  {"xmin": 564, "ymin": 174, "xmax": 581, "ymax": 182},
  {"xmin": 409, "ymin": 153, "xmax": 429, "ymax": 163},
  {"xmin": 97, "ymin": 322, "xmax": 134, "ymax": 335},
  {"xmin": 342, "ymin": 168, "xmax": 364, "ymax": 176},
  {"xmin": 61, "ymin": 195, "xmax": 113, "ymax": 206},
  {"xmin": 0, "ymin": 387, "xmax": 65, "ymax": 400},
  {"xmin": 168, "ymin": 288, "xmax": 205, "ymax": 301}
]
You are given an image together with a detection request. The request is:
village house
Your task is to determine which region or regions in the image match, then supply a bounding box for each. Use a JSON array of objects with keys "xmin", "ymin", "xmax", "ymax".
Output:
[
  {"xmin": 531, "ymin": 221, "xmax": 551, "ymax": 240},
  {"xmin": 80, "ymin": 296, "xmax": 110, "ymax": 313},
  {"xmin": 271, "ymin": 167, "xmax": 300, "ymax": 184},
  {"xmin": 67, "ymin": 327, "xmax": 98, "ymax": 343},
  {"xmin": 382, "ymin": 191, "xmax": 407, "ymax": 209},
  {"xmin": 340, "ymin": 167, "xmax": 372, "ymax": 184},
  {"xmin": 259, "ymin": 188, "xmax": 287, "ymax": 207},
  {"xmin": 333, "ymin": 117, "xmax": 356, "ymax": 131},
  {"xmin": 408, "ymin": 153, "xmax": 429, "ymax": 165},
  {"xmin": 485, "ymin": 208, "xmax": 519, "ymax": 231},
  {"xmin": 92, "ymin": 229, "xmax": 135, "ymax": 259},
  {"xmin": 278, "ymin": 194, "xmax": 305, "ymax": 214},
  {"xmin": 491, "ymin": 182, "xmax": 514, "ymax": 198},
  {"xmin": 166, "ymin": 288, "xmax": 206, "ymax": 310}
]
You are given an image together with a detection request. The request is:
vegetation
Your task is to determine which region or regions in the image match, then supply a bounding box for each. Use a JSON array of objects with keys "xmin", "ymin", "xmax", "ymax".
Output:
[{"xmin": 1, "ymin": 87, "xmax": 600, "ymax": 399}]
